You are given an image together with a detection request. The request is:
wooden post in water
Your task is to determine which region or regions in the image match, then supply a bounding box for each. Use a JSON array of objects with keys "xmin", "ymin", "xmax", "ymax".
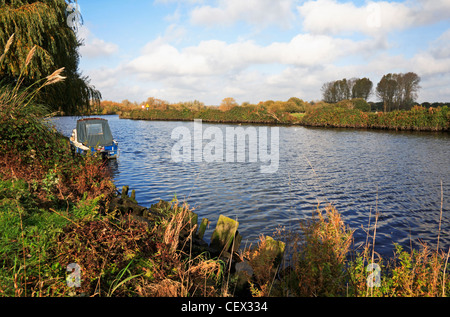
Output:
[
  {"xmin": 210, "ymin": 215, "xmax": 240, "ymax": 253},
  {"xmin": 198, "ymin": 218, "xmax": 209, "ymax": 240},
  {"xmin": 121, "ymin": 186, "xmax": 129, "ymax": 199}
]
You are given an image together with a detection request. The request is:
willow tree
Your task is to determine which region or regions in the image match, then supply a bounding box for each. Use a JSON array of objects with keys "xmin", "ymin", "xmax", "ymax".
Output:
[{"xmin": 0, "ymin": 0, "xmax": 101, "ymax": 114}]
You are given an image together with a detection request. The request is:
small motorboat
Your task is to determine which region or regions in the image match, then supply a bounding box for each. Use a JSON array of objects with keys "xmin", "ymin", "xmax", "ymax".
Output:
[{"xmin": 70, "ymin": 118, "xmax": 119, "ymax": 159}]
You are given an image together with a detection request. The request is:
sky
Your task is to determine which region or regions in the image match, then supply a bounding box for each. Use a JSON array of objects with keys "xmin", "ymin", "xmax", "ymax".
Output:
[{"xmin": 73, "ymin": 0, "xmax": 450, "ymax": 105}]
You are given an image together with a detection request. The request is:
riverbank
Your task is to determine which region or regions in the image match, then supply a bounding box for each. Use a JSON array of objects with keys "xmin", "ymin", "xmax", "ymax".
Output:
[
  {"xmin": 301, "ymin": 104, "xmax": 450, "ymax": 132},
  {"xmin": 0, "ymin": 92, "xmax": 240, "ymax": 296},
  {"xmin": 2, "ymin": 84, "xmax": 450, "ymax": 296},
  {"xmin": 119, "ymin": 102, "xmax": 450, "ymax": 132},
  {"xmin": 119, "ymin": 104, "xmax": 299, "ymax": 125}
]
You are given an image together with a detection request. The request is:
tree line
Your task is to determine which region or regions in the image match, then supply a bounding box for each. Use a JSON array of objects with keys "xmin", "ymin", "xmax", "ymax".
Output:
[
  {"xmin": 322, "ymin": 77, "xmax": 373, "ymax": 103},
  {"xmin": 322, "ymin": 72, "xmax": 422, "ymax": 112}
]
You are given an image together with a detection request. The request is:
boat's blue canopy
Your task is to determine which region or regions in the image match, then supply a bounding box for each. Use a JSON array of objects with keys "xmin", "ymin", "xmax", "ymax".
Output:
[{"xmin": 76, "ymin": 118, "xmax": 114, "ymax": 147}]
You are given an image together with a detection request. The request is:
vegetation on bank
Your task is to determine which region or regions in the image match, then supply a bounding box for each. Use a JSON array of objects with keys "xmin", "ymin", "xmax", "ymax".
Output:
[
  {"xmin": 321, "ymin": 73, "xmax": 422, "ymax": 113},
  {"xmin": 120, "ymin": 104, "xmax": 298, "ymax": 125},
  {"xmin": 301, "ymin": 101, "xmax": 450, "ymax": 131},
  {"xmin": 114, "ymin": 97, "xmax": 450, "ymax": 132},
  {"xmin": 93, "ymin": 97, "xmax": 307, "ymax": 125}
]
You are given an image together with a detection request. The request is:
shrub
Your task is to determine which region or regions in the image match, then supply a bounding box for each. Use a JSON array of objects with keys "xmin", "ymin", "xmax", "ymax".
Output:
[
  {"xmin": 291, "ymin": 204, "xmax": 354, "ymax": 296},
  {"xmin": 301, "ymin": 104, "xmax": 450, "ymax": 131},
  {"xmin": 353, "ymin": 98, "xmax": 371, "ymax": 112}
]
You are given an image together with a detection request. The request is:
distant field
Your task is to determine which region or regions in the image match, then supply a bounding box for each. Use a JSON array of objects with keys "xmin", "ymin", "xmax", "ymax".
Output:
[{"xmin": 290, "ymin": 113, "xmax": 306, "ymax": 119}]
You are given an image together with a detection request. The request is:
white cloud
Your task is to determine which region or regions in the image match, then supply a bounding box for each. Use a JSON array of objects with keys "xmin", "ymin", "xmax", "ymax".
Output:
[
  {"xmin": 78, "ymin": 26, "xmax": 119, "ymax": 58},
  {"xmin": 298, "ymin": 0, "xmax": 413, "ymax": 36},
  {"xmin": 297, "ymin": 0, "xmax": 450, "ymax": 36},
  {"xmin": 412, "ymin": 53, "xmax": 450, "ymax": 77},
  {"xmin": 118, "ymin": 30, "xmax": 386, "ymax": 104},
  {"xmin": 119, "ymin": 30, "xmax": 450, "ymax": 104},
  {"xmin": 126, "ymin": 32, "xmax": 376, "ymax": 81},
  {"xmin": 430, "ymin": 29, "xmax": 450, "ymax": 59},
  {"xmin": 190, "ymin": 0, "xmax": 295, "ymax": 28},
  {"xmin": 128, "ymin": 41, "xmax": 214, "ymax": 78},
  {"xmin": 415, "ymin": 0, "xmax": 450, "ymax": 24},
  {"xmin": 419, "ymin": 73, "xmax": 450, "ymax": 102},
  {"xmin": 85, "ymin": 66, "xmax": 120, "ymax": 92}
]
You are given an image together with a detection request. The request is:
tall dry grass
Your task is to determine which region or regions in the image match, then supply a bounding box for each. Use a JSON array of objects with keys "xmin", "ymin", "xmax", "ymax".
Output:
[{"xmin": 239, "ymin": 199, "xmax": 450, "ymax": 298}]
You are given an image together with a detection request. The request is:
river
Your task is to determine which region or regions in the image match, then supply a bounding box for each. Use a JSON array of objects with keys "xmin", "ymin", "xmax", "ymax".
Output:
[{"xmin": 51, "ymin": 115, "xmax": 450, "ymax": 258}]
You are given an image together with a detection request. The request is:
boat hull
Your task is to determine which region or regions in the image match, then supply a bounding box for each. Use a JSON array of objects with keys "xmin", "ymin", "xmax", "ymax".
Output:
[
  {"xmin": 70, "ymin": 125, "xmax": 119, "ymax": 159},
  {"xmin": 71, "ymin": 142, "xmax": 119, "ymax": 159}
]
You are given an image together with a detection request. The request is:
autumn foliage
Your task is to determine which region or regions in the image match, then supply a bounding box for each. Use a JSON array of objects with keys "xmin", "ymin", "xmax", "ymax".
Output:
[{"xmin": 301, "ymin": 103, "xmax": 450, "ymax": 131}]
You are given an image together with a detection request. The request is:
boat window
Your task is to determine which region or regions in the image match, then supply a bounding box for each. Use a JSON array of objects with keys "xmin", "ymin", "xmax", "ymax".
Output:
[{"xmin": 86, "ymin": 123, "xmax": 103, "ymax": 135}]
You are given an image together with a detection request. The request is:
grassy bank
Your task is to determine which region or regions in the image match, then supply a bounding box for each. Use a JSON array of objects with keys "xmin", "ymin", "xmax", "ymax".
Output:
[
  {"xmin": 301, "ymin": 103, "xmax": 450, "ymax": 131},
  {"xmin": 0, "ymin": 76, "xmax": 228, "ymax": 296},
  {"xmin": 119, "ymin": 98, "xmax": 450, "ymax": 132},
  {"xmin": 120, "ymin": 104, "xmax": 300, "ymax": 125},
  {"xmin": 2, "ymin": 174, "xmax": 450, "ymax": 297}
]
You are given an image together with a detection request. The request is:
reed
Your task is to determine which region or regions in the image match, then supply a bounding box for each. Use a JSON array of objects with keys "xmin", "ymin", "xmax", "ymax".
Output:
[{"xmin": 0, "ymin": 33, "xmax": 15, "ymax": 65}]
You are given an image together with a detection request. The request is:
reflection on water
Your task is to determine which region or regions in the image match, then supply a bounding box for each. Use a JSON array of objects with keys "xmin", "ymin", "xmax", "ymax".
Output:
[{"xmin": 52, "ymin": 115, "xmax": 450, "ymax": 257}]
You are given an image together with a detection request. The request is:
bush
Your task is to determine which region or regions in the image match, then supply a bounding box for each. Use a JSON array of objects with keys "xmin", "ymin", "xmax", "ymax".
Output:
[
  {"xmin": 301, "ymin": 104, "xmax": 450, "ymax": 131},
  {"xmin": 0, "ymin": 92, "xmax": 114, "ymax": 204},
  {"xmin": 353, "ymin": 98, "xmax": 371, "ymax": 112},
  {"xmin": 292, "ymin": 204, "xmax": 354, "ymax": 296}
]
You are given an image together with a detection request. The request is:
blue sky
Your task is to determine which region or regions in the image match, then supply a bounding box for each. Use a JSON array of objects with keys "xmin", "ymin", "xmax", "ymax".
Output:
[{"xmin": 74, "ymin": 0, "xmax": 450, "ymax": 105}]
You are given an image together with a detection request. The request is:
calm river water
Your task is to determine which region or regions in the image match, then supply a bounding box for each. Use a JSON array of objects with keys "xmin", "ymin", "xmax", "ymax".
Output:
[{"xmin": 52, "ymin": 115, "xmax": 450, "ymax": 257}]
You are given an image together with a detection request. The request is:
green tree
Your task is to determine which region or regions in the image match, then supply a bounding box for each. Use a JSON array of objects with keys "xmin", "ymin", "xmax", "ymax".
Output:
[
  {"xmin": 398, "ymin": 72, "xmax": 421, "ymax": 110},
  {"xmin": 376, "ymin": 73, "xmax": 398, "ymax": 112},
  {"xmin": 352, "ymin": 98, "xmax": 371, "ymax": 112},
  {"xmin": 336, "ymin": 79, "xmax": 351, "ymax": 101},
  {"xmin": 352, "ymin": 78, "xmax": 373, "ymax": 100},
  {"xmin": 0, "ymin": 0, "xmax": 101, "ymax": 114},
  {"xmin": 376, "ymin": 72, "xmax": 421, "ymax": 111},
  {"xmin": 322, "ymin": 79, "xmax": 352, "ymax": 103},
  {"xmin": 322, "ymin": 81, "xmax": 338, "ymax": 103},
  {"xmin": 288, "ymin": 97, "xmax": 306, "ymax": 112}
]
